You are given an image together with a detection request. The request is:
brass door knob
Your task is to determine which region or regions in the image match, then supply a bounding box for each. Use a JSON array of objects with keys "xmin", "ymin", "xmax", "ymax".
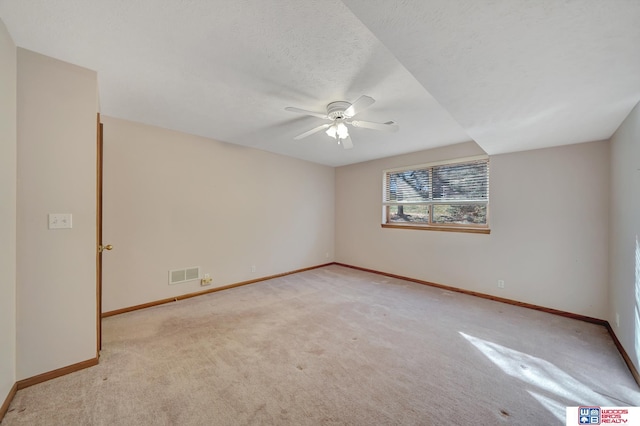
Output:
[{"xmin": 99, "ymin": 244, "xmax": 113, "ymax": 253}]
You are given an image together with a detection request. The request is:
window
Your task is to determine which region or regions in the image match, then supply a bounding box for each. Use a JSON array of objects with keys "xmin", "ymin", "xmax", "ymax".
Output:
[{"xmin": 382, "ymin": 156, "xmax": 490, "ymax": 233}]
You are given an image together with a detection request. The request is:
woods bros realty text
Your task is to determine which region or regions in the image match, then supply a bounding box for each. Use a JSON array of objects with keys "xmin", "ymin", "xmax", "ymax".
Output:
[{"xmin": 568, "ymin": 407, "xmax": 639, "ymax": 425}]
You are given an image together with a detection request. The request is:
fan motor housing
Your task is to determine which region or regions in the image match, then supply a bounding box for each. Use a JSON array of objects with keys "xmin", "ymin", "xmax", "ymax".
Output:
[{"xmin": 327, "ymin": 101, "xmax": 351, "ymax": 120}]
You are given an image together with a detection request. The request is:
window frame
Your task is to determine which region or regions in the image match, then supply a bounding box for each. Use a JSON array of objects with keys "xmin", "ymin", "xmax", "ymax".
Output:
[{"xmin": 381, "ymin": 155, "xmax": 490, "ymax": 234}]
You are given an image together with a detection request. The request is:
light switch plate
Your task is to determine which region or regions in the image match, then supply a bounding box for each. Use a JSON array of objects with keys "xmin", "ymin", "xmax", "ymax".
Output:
[{"xmin": 48, "ymin": 213, "xmax": 72, "ymax": 229}]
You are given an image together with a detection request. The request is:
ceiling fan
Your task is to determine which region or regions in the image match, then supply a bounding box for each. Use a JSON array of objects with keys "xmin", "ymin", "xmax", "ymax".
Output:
[{"xmin": 285, "ymin": 95, "xmax": 399, "ymax": 149}]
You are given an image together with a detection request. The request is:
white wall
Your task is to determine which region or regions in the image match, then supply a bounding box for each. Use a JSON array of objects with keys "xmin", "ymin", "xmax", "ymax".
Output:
[
  {"xmin": 101, "ymin": 117, "xmax": 335, "ymax": 312},
  {"xmin": 609, "ymin": 101, "xmax": 640, "ymax": 371},
  {"xmin": 16, "ymin": 49, "xmax": 98, "ymax": 379},
  {"xmin": 336, "ymin": 140, "xmax": 610, "ymax": 318},
  {"xmin": 0, "ymin": 18, "xmax": 17, "ymax": 404}
]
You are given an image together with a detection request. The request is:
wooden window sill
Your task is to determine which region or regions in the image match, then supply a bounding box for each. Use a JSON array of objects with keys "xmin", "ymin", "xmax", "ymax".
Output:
[{"xmin": 381, "ymin": 224, "xmax": 491, "ymax": 234}]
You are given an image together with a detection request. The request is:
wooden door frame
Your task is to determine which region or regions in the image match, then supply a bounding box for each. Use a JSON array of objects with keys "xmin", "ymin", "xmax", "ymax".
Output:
[{"xmin": 96, "ymin": 113, "xmax": 103, "ymax": 355}]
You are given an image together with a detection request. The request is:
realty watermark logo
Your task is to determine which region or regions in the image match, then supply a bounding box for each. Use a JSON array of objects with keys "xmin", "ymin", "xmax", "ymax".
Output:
[
  {"xmin": 571, "ymin": 406, "xmax": 634, "ymax": 424},
  {"xmin": 579, "ymin": 407, "xmax": 600, "ymax": 425}
]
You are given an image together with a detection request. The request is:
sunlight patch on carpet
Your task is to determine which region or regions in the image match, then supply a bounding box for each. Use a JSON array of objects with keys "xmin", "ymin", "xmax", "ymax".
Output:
[
  {"xmin": 459, "ymin": 331, "xmax": 614, "ymax": 409},
  {"xmin": 527, "ymin": 390, "xmax": 566, "ymax": 422}
]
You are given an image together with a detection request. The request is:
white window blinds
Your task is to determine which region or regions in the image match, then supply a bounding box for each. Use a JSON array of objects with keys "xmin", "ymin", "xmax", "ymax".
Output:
[
  {"xmin": 384, "ymin": 158, "xmax": 489, "ymax": 205},
  {"xmin": 382, "ymin": 157, "xmax": 490, "ymax": 228}
]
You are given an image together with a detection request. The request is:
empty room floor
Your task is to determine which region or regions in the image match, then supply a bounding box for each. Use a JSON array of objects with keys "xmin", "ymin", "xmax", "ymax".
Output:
[{"xmin": 4, "ymin": 265, "xmax": 638, "ymax": 425}]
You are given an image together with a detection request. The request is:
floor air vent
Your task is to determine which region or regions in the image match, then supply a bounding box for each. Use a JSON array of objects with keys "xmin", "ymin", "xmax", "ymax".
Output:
[{"xmin": 169, "ymin": 267, "xmax": 200, "ymax": 285}]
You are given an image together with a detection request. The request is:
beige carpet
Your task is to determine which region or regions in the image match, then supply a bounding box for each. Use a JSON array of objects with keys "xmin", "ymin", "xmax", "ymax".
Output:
[{"xmin": 3, "ymin": 265, "xmax": 639, "ymax": 425}]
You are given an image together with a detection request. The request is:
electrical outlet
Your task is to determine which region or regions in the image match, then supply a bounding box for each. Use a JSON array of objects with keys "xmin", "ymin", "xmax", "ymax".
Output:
[
  {"xmin": 250, "ymin": 265, "xmax": 256, "ymax": 273},
  {"xmin": 325, "ymin": 252, "xmax": 329, "ymax": 258},
  {"xmin": 497, "ymin": 280, "xmax": 505, "ymax": 289},
  {"xmin": 616, "ymin": 313, "xmax": 620, "ymax": 327},
  {"xmin": 200, "ymin": 273, "xmax": 212, "ymax": 286}
]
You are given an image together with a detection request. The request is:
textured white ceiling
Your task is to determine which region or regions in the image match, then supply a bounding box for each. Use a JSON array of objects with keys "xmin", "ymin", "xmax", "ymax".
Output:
[
  {"xmin": 1, "ymin": 0, "xmax": 639, "ymax": 165},
  {"xmin": 342, "ymin": 0, "xmax": 640, "ymax": 155}
]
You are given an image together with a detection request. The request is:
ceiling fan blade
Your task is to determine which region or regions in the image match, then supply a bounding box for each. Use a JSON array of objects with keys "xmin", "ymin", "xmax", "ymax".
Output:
[
  {"xmin": 344, "ymin": 95, "xmax": 375, "ymax": 117},
  {"xmin": 294, "ymin": 123, "xmax": 331, "ymax": 140},
  {"xmin": 285, "ymin": 106, "xmax": 329, "ymax": 120},
  {"xmin": 340, "ymin": 135, "xmax": 354, "ymax": 150},
  {"xmin": 349, "ymin": 120, "xmax": 399, "ymax": 132}
]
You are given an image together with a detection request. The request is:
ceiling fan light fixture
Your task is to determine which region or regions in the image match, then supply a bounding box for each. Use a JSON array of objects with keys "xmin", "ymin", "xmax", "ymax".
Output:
[
  {"xmin": 325, "ymin": 124, "xmax": 337, "ymax": 139},
  {"xmin": 326, "ymin": 122, "xmax": 349, "ymax": 140},
  {"xmin": 286, "ymin": 95, "xmax": 397, "ymax": 148},
  {"xmin": 336, "ymin": 122, "xmax": 349, "ymax": 139}
]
